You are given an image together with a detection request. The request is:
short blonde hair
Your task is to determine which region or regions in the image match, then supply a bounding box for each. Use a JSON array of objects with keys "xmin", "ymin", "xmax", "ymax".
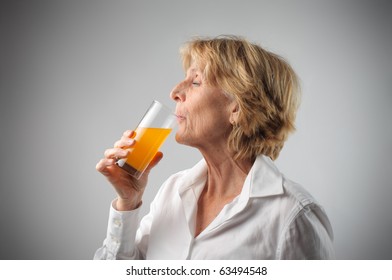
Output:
[{"xmin": 180, "ymin": 35, "xmax": 301, "ymax": 160}]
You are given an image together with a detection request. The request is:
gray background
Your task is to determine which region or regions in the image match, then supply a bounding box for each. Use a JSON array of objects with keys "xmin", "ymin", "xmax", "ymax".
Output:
[{"xmin": 0, "ymin": 0, "xmax": 391, "ymax": 259}]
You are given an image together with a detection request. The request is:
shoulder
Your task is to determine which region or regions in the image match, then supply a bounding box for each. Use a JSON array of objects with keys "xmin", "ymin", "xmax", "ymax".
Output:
[
  {"xmin": 280, "ymin": 176, "xmax": 332, "ymax": 233},
  {"xmin": 276, "ymin": 177, "xmax": 335, "ymax": 259},
  {"xmin": 282, "ymin": 177, "xmax": 318, "ymax": 212}
]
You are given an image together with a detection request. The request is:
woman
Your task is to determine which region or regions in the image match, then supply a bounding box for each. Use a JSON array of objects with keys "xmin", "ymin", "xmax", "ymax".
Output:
[{"xmin": 94, "ymin": 36, "xmax": 334, "ymax": 259}]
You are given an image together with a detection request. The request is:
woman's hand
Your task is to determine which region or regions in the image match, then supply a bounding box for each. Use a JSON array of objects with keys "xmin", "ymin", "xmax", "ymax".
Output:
[{"xmin": 96, "ymin": 130, "xmax": 163, "ymax": 211}]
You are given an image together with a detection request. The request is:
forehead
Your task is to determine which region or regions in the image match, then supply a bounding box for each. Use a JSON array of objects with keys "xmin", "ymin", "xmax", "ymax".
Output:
[{"xmin": 186, "ymin": 65, "xmax": 202, "ymax": 77}]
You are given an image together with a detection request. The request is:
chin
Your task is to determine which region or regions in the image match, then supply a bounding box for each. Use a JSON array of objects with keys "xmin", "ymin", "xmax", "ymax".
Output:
[
  {"xmin": 175, "ymin": 132, "xmax": 185, "ymax": 144},
  {"xmin": 175, "ymin": 132, "xmax": 195, "ymax": 147}
]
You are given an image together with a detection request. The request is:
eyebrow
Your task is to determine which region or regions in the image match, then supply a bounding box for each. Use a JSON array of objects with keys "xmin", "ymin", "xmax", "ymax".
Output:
[
  {"xmin": 187, "ymin": 67, "xmax": 196, "ymax": 74},
  {"xmin": 187, "ymin": 67, "xmax": 202, "ymax": 77}
]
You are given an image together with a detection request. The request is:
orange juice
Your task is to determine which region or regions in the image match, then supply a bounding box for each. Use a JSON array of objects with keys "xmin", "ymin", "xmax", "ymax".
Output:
[{"xmin": 120, "ymin": 127, "xmax": 172, "ymax": 177}]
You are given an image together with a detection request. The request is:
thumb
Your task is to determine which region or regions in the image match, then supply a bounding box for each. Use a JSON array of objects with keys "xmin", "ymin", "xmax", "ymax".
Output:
[{"xmin": 145, "ymin": 151, "xmax": 164, "ymax": 173}]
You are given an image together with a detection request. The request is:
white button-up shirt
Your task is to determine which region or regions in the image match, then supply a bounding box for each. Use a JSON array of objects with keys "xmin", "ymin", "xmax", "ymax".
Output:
[{"xmin": 94, "ymin": 155, "xmax": 334, "ymax": 259}]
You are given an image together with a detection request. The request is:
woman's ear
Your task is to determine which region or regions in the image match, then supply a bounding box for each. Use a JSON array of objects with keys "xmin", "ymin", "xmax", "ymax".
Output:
[{"xmin": 229, "ymin": 101, "xmax": 240, "ymax": 125}]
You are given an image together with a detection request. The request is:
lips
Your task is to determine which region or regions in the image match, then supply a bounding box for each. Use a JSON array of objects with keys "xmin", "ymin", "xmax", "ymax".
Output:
[
  {"xmin": 175, "ymin": 114, "xmax": 186, "ymax": 121},
  {"xmin": 175, "ymin": 110, "xmax": 186, "ymax": 122}
]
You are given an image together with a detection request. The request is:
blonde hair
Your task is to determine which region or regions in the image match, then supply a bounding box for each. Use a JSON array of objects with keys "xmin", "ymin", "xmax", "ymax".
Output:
[{"xmin": 180, "ymin": 35, "xmax": 301, "ymax": 160}]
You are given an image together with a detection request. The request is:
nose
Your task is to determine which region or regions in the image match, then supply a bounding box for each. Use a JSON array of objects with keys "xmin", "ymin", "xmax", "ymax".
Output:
[{"xmin": 170, "ymin": 81, "xmax": 186, "ymax": 102}]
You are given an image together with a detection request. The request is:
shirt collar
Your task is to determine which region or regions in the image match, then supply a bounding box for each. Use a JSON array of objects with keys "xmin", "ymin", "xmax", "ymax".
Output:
[
  {"xmin": 177, "ymin": 159, "xmax": 208, "ymax": 196},
  {"xmin": 247, "ymin": 155, "xmax": 284, "ymax": 198},
  {"xmin": 177, "ymin": 155, "xmax": 284, "ymax": 198}
]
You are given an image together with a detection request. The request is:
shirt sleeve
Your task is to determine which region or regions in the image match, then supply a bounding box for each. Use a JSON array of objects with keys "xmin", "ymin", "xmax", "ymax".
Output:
[
  {"xmin": 93, "ymin": 199, "xmax": 147, "ymax": 260},
  {"xmin": 277, "ymin": 204, "xmax": 335, "ymax": 259}
]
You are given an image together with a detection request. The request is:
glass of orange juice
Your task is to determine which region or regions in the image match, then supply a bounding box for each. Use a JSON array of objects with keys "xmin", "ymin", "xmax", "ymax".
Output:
[{"xmin": 116, "ymin": 100, "xmax": 176, "ymax": 179}]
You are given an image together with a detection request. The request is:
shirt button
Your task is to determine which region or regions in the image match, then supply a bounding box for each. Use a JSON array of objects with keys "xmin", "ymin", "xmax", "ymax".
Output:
[
  {"xmin": 113, "ymin": 218, "xmax": 122, "ymax": 227},
  {"xmin": 110, "ymin": 234, "xmax": 120, "ymax": 244}
]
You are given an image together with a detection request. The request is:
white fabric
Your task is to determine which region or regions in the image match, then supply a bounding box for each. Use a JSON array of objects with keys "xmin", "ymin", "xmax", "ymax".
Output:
[{"xmin": 94, "ymin": 155, "xmax": 334, "ymax": 259}]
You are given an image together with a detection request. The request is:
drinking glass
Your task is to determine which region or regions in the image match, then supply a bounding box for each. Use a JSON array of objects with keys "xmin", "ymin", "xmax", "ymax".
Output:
[{"xmin": 116, "ymin": 100, "xmax": 176, "ymax": 179}]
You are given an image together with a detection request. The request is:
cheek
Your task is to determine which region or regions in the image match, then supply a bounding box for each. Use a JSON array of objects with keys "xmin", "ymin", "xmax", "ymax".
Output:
[
  {"xmin": 192, "ymin": 115, "xmax": 211, "ymax": 135},
  {"xmin": 177, "ymin": 107, "xmax": 210, "ymax": 140},
  {"xmin": 194, "ymin": 110, "xmax": 230, "ymax": 139},
  {"xmin": 190, "ymin": 104, "xmax": 213, "ymax": 128}
]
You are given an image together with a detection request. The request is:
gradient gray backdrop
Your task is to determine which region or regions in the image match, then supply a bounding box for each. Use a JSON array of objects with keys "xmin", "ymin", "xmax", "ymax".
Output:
[{"xmin": 1, "ymin": 0, "xmax": 391, "ymax": 259}]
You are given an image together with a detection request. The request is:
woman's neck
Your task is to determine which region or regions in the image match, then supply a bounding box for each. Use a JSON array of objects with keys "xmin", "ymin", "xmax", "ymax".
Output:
[
  {"xmin": 194, "ymin": 149, "xmax": 253, "ymax": 237},
  {"xmin": 200, "ymin": 148, "xmax": 253, "ymax": 198}
]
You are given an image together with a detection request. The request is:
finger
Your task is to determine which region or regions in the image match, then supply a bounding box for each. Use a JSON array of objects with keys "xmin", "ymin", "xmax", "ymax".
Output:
[
  {"xmin": 114, "ymin": 138, "xmax": 136, "ymax": 149},
  {"xmin": 123, "ymin": 130, "xmax": 136, "ymax": 138},
  {"xmin": 96, "ymin": 158, "xmax": 116, "ymax": 174},
  {"xmin": 104, "ymin": 147, "xmax": 129, "ymax": 159},
  {"xmin": 145, "ymin": 151, "xmax": 163, "ymax": 172}
]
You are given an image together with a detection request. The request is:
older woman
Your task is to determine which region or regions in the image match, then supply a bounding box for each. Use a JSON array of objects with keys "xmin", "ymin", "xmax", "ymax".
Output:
[{"xmin": 94, "ymin": 36, "xmax": 334, "ymax": 259}]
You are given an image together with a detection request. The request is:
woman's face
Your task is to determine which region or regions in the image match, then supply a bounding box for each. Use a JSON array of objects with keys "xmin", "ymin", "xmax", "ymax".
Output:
[{"xmin": 170, "ymin": 64, "xmax": 236, "ymax": 150}]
